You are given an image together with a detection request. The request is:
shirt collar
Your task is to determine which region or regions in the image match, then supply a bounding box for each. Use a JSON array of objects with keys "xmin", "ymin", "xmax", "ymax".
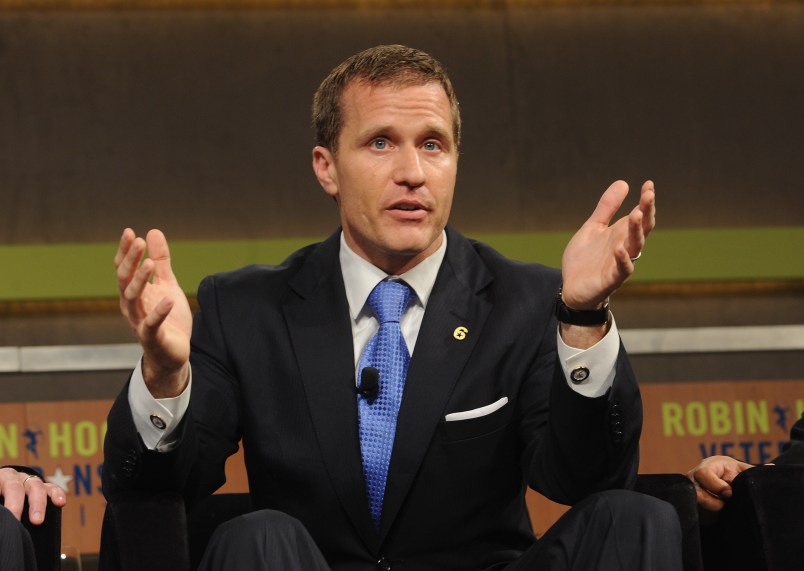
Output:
[{"xmin": 339, "ymin": 230, "xmax": 448, "ymax": 321}]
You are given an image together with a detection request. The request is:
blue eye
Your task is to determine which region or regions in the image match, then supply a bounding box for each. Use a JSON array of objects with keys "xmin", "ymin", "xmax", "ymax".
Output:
[
  {"xmin": 423, "ymin": 141, "xmax": 439, "ymax": 151},
  {"xmin": 371, "ymin": 139, "xmax": 388, "ymax": 150}
]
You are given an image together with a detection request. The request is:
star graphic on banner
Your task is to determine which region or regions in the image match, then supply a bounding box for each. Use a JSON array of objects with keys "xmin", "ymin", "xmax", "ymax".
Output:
[{"xmin": 47, "ymin": 467, "xmax": 73, "ymax": 493}]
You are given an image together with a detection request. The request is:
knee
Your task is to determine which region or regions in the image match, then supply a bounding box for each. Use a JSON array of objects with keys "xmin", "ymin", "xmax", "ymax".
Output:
[
  {"xmin": 597, "ymin": 489, "xmax": 681, "ymax": 534},
  {"xmin": 214, "ymin": 509, "xmax": 306, "ymax": 539},
  {"xmin": 201, "ymin": 508, "xmax": 327, "ymax": 571}
]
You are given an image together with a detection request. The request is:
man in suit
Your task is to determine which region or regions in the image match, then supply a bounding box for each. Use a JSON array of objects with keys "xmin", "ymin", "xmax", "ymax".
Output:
[
  {"xmin": 688, "ymin": 411, "xmax": 804, "ymax": 512},
  {"xmin": 104, "ymin": 44, "xmax": 681, "ymax": 570}
]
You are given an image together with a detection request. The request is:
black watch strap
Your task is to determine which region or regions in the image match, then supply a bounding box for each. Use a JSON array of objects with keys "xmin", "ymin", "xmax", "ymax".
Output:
[{"xmin": 555, "ymin": 288, "xmax": 609, "ymax": 326}]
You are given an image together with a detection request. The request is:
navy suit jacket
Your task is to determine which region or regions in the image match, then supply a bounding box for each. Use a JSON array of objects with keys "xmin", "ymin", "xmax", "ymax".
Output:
[{"xmin": 103, "ymin": 226, "xmax": 642, "ymax": 570}]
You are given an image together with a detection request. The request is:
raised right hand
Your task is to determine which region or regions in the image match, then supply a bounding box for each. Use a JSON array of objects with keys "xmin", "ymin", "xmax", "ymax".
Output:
[{"xmin": 115, "ymin": 228, "xmax": 193, "ymax": 397}]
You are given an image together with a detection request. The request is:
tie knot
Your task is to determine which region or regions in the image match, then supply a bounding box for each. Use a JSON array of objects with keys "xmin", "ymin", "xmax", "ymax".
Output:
[{"xmin": 367, "ymin": 280, "xmax": 413, "ymax": 324}]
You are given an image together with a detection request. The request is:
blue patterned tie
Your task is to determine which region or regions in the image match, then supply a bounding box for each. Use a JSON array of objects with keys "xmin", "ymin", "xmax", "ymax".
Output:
[{"xmin": 358, "ymin": 279, "xmax": 414, "ymax": 530}]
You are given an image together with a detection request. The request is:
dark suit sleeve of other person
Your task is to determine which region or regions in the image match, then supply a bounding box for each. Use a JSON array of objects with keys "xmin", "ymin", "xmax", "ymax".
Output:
[
  {"xmin": 774, "ymin": 412, "xmax": 804, "ymax": 465},
  {"xmin": 102, "ymin": 227, "xmax": 641, "ymax": 569}
]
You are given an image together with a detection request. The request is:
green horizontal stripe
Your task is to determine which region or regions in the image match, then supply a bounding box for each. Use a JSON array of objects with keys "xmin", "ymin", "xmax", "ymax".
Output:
[
  {"xmin": 473, "ymin": 226, "xmax": 804, "ymax": 283},
  {"xmin": 0, "ymin": 226, "xmax": 801, "ymax": 301}
]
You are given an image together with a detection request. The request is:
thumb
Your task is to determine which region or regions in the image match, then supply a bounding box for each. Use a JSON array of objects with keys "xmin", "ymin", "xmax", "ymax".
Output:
[
  {"xmin": 145, "ymin": 229, "xmax": 176, "ymax": 282},
  {"xmin": 588, "ymin": 180, "xmax": 629, "ymax": 226}
]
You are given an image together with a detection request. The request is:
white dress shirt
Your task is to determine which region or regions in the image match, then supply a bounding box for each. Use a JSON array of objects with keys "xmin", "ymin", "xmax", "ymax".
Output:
[{"xmin": 130, "ymin": 231, "xmax": 620, "ymax": 450}]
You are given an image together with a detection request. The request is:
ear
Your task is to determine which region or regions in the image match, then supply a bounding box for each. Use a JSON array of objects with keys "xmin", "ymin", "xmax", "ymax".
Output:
[{"xmin": 312, "ymin": 146, "xmax": 339, "ymax": 200}]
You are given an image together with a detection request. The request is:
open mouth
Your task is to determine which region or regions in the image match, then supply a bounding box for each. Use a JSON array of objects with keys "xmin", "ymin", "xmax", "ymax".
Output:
[
  {"xmin": 389, "ymin": 199, "xmax": 428, "ymax": 212},
  {"xmin": 388, "ymin": 203, "xmax": 428, "ymax": 220}
]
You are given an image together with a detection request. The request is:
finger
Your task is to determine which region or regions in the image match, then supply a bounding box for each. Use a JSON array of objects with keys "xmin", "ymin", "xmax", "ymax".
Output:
[
  {"xmin": 123, "ymin": 258, "xmax": 154, "ymax": 303},
  {"xmin": 693, "ymin": 468, "xmax": 733, "ymax": 499},
  {"xmin": 122, "ymin": 259, "xmax": 155, "ymax": 323},
  {"xmin": 23, "ymin": 477, "xmax": 49, "ymax": 525},
  {"xmin": 116, "ymin": 236, "xmax": 147, "ymax": 294},
  {"xmin": 587, "ymin": 180, "xmax": 629, "ymax": 226},
  {"xmin": 142, "ymin": 296, "xmax": 175, "ymax": 334},
  {"xmin": 639, "ymin": 180, "xmax": 656, "ymax": 238},
  {"xmin": 722, "ymin": 460, "xmax": 755, "ymax": 483},
  {"xmin": 146, "ymin": 229, "xmax": 176, "ymax": 283},
  {"xmin": 47, "ymin": 483, "xmax": 68, "ymax": 508},
  {"xmin": 640, "ymin": 179, "xmax": 655, "ymax": 199},
  {"xmin": 0, "ymin": 471, "xmax": 25, "ymax": 520},
  {"xmin": 114, "ymin": 228, "xmax": 136, "ymax": 268},
  {"xmin": 626, "ymin": 209, "xmax": 646, "ymax": 260},
  {"xmin": 614, "ymin": 245, "xmax": 634, "ymax": 278},
  {"xmin": 696, "ymin": 486, "xmax": 727, "ymax": 512}
]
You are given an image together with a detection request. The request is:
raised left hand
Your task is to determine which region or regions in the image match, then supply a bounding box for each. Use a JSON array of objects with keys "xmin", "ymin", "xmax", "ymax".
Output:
[{"xmin": 561, "ymin": 180, "xmax": 655, "ymax": 309}]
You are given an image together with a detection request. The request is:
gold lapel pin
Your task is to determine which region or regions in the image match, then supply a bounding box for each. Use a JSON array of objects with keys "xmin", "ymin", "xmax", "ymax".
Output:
[{"xmin": 453, "ymin": 326, "xmax": 468, "ymax": 341}]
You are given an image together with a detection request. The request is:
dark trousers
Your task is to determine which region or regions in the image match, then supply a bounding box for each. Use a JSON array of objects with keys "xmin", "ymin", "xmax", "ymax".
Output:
[
  {"xmin": 0, "ymin": 504, "xmax": 38, "ymax": 571},
  {"xmin": 501, "ymin": 490, "xmax": 682, "ymax": 571},
  {"xmin": 199, "ymin": 489, "xmax": 682, "ymax": 571}
]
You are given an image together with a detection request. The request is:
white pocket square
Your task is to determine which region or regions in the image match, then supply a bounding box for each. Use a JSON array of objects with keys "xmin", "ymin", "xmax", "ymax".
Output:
[{"xmin": 444, "ymin": 397, "xmax": 509, "ymax": 422}]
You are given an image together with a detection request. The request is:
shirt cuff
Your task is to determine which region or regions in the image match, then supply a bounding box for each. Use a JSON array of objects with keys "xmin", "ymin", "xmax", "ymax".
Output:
[
  {"xmin": 556, "ymin": 316, "xmax": 620, "ymax": 398},
  {"xmin": 127, "ymin": 357, "xmax": 192, "ymax": 451}
]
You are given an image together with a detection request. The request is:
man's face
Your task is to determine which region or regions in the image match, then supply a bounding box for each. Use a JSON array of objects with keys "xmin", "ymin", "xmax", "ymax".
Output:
[{"xmin": 312, "ymin": 80, "xmax": 458, "ymax": 275}]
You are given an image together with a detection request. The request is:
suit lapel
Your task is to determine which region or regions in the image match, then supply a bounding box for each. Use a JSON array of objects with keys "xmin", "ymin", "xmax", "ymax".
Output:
[
  {"xmin": 283, "ymin": 232, "xmax": 379, "ymax": 551},
  {"xmin": 378, "ymin": 228, "xmax": 493, "ymax": 540}
]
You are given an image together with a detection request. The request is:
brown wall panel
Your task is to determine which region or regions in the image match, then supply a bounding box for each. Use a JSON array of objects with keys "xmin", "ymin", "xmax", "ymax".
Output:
[{"xmin": 1, "ymin": 5, "xmax": 803, "ymax": 245}]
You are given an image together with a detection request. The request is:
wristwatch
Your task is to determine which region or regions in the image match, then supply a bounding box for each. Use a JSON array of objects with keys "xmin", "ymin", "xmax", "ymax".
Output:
[{"xmin": 555, "ymin": 288, "xmax": 609, "ymax": 326}]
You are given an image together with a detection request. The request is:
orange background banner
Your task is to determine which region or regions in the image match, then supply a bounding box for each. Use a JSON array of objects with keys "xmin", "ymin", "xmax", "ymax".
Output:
[
  {"xmin": 640, "ymin": 379, "xmax": 803, "ymax": 471},
  {"xmin": 2, "ymin": 378, "xmax": 802, "ymax": 553}
]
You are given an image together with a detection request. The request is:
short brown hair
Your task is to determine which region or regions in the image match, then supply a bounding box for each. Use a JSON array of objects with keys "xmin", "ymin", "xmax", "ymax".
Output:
[{"xmin": 312, "ymin": 44, "xmax": 461, "ymax": 154}]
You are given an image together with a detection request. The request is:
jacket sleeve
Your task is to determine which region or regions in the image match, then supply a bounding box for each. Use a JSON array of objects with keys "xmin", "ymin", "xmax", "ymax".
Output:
[
  {"xmin": 103, "ymin": 274, "xmax": 241, "ymax": 506},
  {"xmin": 518, "ymin": 339, "xmax": 642, "ymax": 505}
]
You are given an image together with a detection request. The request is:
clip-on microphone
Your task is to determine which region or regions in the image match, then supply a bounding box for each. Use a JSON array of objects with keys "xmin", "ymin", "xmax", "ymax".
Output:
[{"xmin": 357, "ymin": 367, "xmax": 380, "ymax": 403}]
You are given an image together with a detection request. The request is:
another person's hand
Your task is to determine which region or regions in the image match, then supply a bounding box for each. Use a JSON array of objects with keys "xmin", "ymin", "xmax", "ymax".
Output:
[
  {"xmin": 687, "ymin": 455, "xmax": 755, "ymax": 512},
  {"xmin": 0, "ymin": 467, "xmax": 67, "ymax": 524},
  {"xmin": 561, "ymin": 180, "xmax": 655, "ymax": 310},
  {"xmin": 115, "ymin": 228, "xmax": 193, "ymax": 397}
]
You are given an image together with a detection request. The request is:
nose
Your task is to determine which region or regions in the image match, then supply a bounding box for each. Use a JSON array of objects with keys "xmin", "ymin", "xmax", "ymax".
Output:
[{"xmin": 392, "ymin": 146, "xmax": 425, "ymax": 189}]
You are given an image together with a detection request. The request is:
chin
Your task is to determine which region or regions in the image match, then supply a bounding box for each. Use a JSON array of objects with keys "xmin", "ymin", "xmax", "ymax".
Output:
[
  {"xmin": 385, "ymin": 233, "xmax": 439, "ymax": 256},
  {"xmin": 398, "ymin": 232, "xmax": 429, "ymax": 248},
  {"xmin": 404, "ymin": 223, "xmax": 442, "ymax": 242}
]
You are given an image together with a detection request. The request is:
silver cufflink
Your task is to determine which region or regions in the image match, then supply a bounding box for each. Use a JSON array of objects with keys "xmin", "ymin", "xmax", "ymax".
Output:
[{"xmin": 570, "ymin": 366, "xmax": 590, "ymax": 384}]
